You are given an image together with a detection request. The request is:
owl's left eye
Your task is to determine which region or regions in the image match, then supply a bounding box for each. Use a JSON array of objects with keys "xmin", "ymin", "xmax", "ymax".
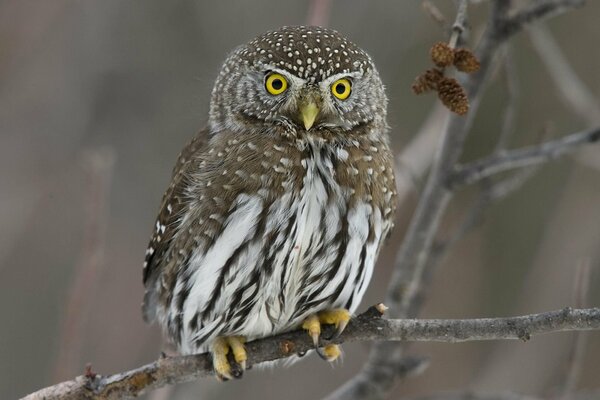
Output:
[
  {"xmin": 331, "ymin": 78, "xmax": 352, "ymax": 100},
  {"xmin": 265, "ymin": 73, "xmax": 288, "ymax": 95}
]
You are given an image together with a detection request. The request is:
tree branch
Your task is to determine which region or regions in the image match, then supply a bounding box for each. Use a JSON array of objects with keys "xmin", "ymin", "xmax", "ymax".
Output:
[
  {"xmin": 21, "ymin": 306, "xmax": 600, "ymax": 400},
  {"xmin": 451, "ymin": 126, "xmax": 600, "ymax": 187},
  {"xmin": 503, "ymin": 0, "xmax": 585, "ymax": 38}
]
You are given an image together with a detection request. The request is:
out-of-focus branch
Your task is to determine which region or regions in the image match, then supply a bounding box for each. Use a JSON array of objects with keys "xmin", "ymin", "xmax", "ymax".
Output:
[
  {"xmin": 394, "ymin": 103, "xmax": 449, "ymax": 204},
  {"xmin": 451, "ymin": 126, "xmax": 600, "ymax": 187},
  {"xmin": 53, "ymin": 147, "xmax": 116, "ymax": 381},
  {"xmin": 21, "ymin": 306, "xmax": 600, "ymax": 400},
  {"xmin": 306, "ymin": 0, "xmax": 333, "ymax": 27},
  {"xmin": 503, "ymin": 0, "xmax": 585, "ymax": 38},
  {"xmin": 528, "ymin": 23, "xmax": 600, "ymax": 171},
  {"xmin": 422, "ymin": 1, "xmax": 448, "ymax": 31},
  {"xmin": 528, "ymin": 24, "xmax": 600, "ymax": 126},
  {"xmin": 409, "ymin": 389, "xmax": 600, "ymax": 400},
  {"xmin": 495, "ymin": 45, "xmax": 519, "ymax": 151}
]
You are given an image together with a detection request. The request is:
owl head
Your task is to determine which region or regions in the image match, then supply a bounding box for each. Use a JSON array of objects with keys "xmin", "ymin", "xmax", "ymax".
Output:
[{"xmin": 208, "ymin": 26, "xmax": 388, "ymax": 137}]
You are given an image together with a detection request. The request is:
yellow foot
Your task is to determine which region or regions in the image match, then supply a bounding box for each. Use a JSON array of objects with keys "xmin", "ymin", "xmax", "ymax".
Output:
[
  {"xmin": 322, "ymin": 344, "xmax": 342, "ymax": 362},
  {"xmin": 211, "ymin": 336, "xmax": 247, "ymax": 380},
  {"xmin": 301, "ymin": 308, "xmax": 351, "ymax": 362}
]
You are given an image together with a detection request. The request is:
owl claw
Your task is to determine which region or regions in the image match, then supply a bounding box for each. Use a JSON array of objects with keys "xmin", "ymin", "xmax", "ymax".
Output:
[
  {"xmin": 315, "ymin": 346, "xmax": 329, "ymax": 361},
  {"xmin": 327, "ymin": 318, "xmax": 349, "ymax": 341},
  {"xmin": 301, "ymin": 309, "xmax": 350, "ymax": 363},
  {"xmin": 211, "ymin": 336, "xmax": 247, "ymax": 380},
  {"xmin": 318, "ymin": 309, "xmax": 351, "ymax": 340},
  {"xmin": 302, "ymin": 315, "xmax": 322, "ymax": 349}
]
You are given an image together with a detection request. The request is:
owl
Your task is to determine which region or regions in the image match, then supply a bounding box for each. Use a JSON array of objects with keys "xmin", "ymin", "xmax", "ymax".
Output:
[{"xmin": 142, "ymin": 26, "xmax": 397, "ymax": 379}]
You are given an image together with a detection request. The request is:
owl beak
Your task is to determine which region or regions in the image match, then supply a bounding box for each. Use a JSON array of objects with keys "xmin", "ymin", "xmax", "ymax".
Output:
[{"xmin": 299, "ymin": 102, "xmax": 319, "ymax": 130}]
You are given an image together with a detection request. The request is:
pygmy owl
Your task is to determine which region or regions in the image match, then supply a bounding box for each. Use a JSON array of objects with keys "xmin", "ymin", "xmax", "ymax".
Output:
[{"xmin": 142, "ymin": 25, "xmax": 397, "ymax": 379}]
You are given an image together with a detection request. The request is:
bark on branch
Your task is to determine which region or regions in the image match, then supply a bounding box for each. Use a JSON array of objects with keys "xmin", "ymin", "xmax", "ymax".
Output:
[
  {"xmin": 22, "ymin": 306, "xmax": 600, "ymax": 400},
  {"xmin": 450, "ymin": 126, "xmax": 600, "ymax": 187}
]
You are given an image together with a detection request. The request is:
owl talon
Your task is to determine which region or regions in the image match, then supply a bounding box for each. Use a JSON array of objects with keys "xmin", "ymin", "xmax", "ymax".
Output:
[
  {"xmin": 302, "ymin": 314, "xmax": 322, "ymax": 349},
  {"xmin": 318, "ymin": 309, "xmax": 351, "ymax": 340},
  {"xmin": 302, "ymin": 310, "xmax": 350, "ymax": 361},
  {"xmin": 211, "ymin": 336, "xmax": 247, "ymax": 380},
  {"xmin": 315, "ymin": 346, "xmax": 329, "ymax": 361},
  {"xmin": 327, "ymin": 318, "xmax": 349, "ymax": 341},
  {"xmin": 231, "ymin": 363, "xmax": 244, "ymax": 379},
  {"xmin": 322, "ymin": 344, "xmax": 342, "ymax": 362}
]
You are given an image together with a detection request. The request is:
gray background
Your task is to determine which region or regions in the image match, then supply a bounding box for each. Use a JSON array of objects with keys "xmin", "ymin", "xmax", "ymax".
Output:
[{"xmin": 1, "ymin": 1, "xmax": 599, "ymax": 399}]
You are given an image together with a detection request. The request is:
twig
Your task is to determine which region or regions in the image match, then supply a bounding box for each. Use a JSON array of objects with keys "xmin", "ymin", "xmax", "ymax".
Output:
[
  {"xmin": 528, "ymin": 23, "xmax": 600, "ymax": 172},
  {"xmin": 22, "ymin": 306, "xmax": 600, "ymax": 400},
  {"xmin": 451, "ymin": 126, "xmax": 600, "ymax": 187},
  {"xmin": 53, "ymin": 147, "xmax": 116, "ymax": 381},
  {"xmin": 503, "ymin": 0, "xmax": 586, "ymax": 39},
  {"xmin": 449, "ymin": 0, "xmax": 469, "ymax": 48},
  {"xmin": 528, "ymin": 24, "xmax": 600, "ymax": 126},
  {"xmin": 422, "ymin": 0, "xmax": 448, "ymax": 31},
  {"xmin": 495, "ymin": 44, "xmax": 519, "ymax": 152},
  {"xmin": 306, "ymin": 0, "xmax": 333, "ymax": 27},
  {"xmin": 395, "ymin": 103, "xmax": 450, "ymax": 203}
]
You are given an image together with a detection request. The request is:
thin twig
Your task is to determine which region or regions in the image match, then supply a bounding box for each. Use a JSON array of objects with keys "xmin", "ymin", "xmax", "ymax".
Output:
[
  {"xmin": 449, "ymin": 0, "xmax": 469, "ymax": 48},
  {"xmin": 503, "ymin": 0, "xmax": 586, "ymax": 39},
  {"xmin": 306, "ymin": 0, "xmax": 333, "ymax": 27},
  {"xmin": 495, "ymin": 44, "xmax": 519, "ymax": 152},
  {"xmin": 451, "ymin": 126, "xmax": 600, "ymax": 187},
  {"xmin": 22, "ymin": 306, "xmax": 600, "ymax": 400},
  {"xmin": 528, "ymin": 23, "xmax": 600, "ymax": 172},
  {"xmin": 528, "ymin": 24, "xmax": 600, "ymax": 126},
  {"xmin": 395, "ymin": 103, "xmax": 450, "ymax": 203},
  {"xmin": 53, "ymin": 147, "xmax": 116, "ymax": 382},
  {"xmin": 422, "ymin": 0, "xmax": 448, "ymax": 31}
]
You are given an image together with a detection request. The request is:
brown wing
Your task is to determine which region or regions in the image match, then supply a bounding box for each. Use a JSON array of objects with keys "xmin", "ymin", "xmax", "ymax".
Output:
[{"xmin": 142, "ymin": 128, "xmax": 208, "ymax": 322}]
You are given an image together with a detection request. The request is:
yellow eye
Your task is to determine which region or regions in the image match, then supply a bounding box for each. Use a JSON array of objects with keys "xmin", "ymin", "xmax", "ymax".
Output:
[
  {"xmin": 331, "ymin": 78, "xmax": 352, "ymax": 100},
  {"xmin": 265, "ymin": 73, "xmax": 288, "ymax": 95}
]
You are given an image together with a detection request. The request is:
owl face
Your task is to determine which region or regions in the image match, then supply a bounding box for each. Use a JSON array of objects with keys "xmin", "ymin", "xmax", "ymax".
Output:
[{"xmin": 208, "ymin": 26, "xmax": 388, "ymax": 136}]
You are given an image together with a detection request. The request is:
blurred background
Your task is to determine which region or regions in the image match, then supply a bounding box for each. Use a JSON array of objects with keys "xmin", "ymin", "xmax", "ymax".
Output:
[{"xmin": 1, "ymin": 1, "xmax": 599, "ymax": 399}]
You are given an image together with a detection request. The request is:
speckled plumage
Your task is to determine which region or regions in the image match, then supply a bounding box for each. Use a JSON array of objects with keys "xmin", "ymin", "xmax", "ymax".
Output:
[{"xmin": 142, "ymin": 26, "xmax": 397, "ymax": 357}]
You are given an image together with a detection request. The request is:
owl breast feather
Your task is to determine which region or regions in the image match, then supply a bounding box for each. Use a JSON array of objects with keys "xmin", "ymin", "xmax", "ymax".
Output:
[{"xmin": 159, "ymin": 134, "xmax": 395, "ymax": 354}]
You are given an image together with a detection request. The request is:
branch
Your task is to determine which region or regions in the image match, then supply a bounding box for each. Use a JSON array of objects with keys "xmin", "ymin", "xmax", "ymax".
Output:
[
  {"xmin": 451, "ymin": 126, "xmax": 600, "ymax": 187},
  {"xmin": 22, "ymin": 306, "xmax": 600, "ymax": 400},
  {"xmin": 503, "ymin": 0, "xmax": 585, "ymax": 39}
]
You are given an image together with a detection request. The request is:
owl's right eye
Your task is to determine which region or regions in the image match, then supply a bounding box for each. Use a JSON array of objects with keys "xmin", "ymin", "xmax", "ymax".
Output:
[{"xmin": 265, "ymin": 73, "xmax": 288, "ymax": 95}]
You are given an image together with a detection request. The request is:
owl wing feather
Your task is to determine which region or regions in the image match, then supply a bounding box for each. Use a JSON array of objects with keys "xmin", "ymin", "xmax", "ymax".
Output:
[{"xmin": 142, "ymin": 128, "xmax": 209, "ymax": 323}]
